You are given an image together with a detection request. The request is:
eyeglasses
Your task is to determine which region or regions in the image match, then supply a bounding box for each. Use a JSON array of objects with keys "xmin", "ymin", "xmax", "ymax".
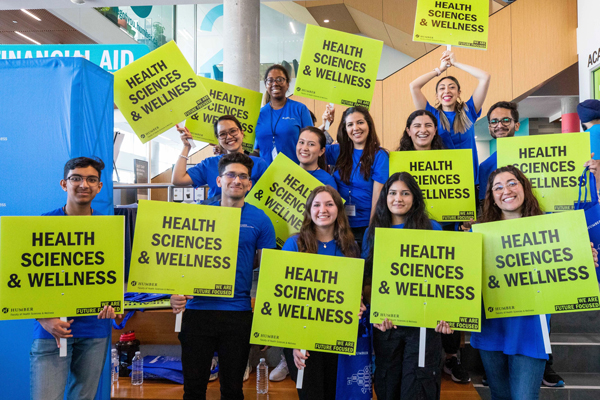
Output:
[
  {"xmin": 489, "ymin": 117, "xmax": 515, "ymax": 127},
  {"xmin": 265, "ymin": 77, "xmax": 286, "ymax": 86},
  {"xmin": 221, "ymin": 172, "xmax": 250, "ymax": 181},
  {"xmin": 492, "ymin": 180, "xmax": 519, "ymax": 192},
  {"xmin": 217, "ymin": 127, "xmax": 240, "ymax": 140},
  {"xmin": 66, "ymin": 175, "xmax": 100, "ymax": 185}
]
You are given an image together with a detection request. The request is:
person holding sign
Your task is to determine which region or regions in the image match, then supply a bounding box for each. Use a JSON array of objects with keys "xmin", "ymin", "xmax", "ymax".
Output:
[
  {"xmin": 170, "ymin": 153, "xmax": 276, "ymax": 399},
  {"xmin": 361, "ymin": 172, "xmax": 454, "ymax": 400},
  {"xmin": 173, "ymin": 115, "xmax": 268, "ymax": 200},
  {"xmin": 30, "ymin": 157, "xmax": 118, "ymax": 400},
  {"xmin": 409, "ymin": 51, "xmax": 491, "ymax": 185},
  {"xmin": 297, "ymin": 127, "xmax": 337, "ymax": 190},
  {"xmin": 255, "ymin": 64, "xmax": 314, "ymax": 165},
  {"xmin": 280, "ymin": 185, "xmax": 364, "ymax": 399},
  {"xmin": 326, "ymin": 106, "xmax": 389, "ymax": 247}
]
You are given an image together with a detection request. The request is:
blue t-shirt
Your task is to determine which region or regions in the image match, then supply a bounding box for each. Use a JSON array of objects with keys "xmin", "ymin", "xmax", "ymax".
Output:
[
  {"xmin": 306, "ymin": 168, "xmax": 338, "ymax": 191},
  {"xmin": 588, "ymin": 125, "xmax": 600, "ymax": 160},
  {"xmin": 426, "ymin": 96, "xmax": 481, "ymax": 184},
  {"xmin": 186, "ymin": 203, "xmax": 276, "ymax": 311},
  {"xmin": 478, "ymin": 152, "xmax": 497, "ymax": 200},
  {"xmin": 33, "ymin": 207, "xmax": 112, "ymax": 340},
  {"xmin": 326, "ymin": 145, "xmax": 389, "ymax": 228},
  {"xmin": 361, "ymin": 221, "xmax": 443, "ymax": 259},
  {"xmin": 255, "ymin": 99, "xmax": 314, "ymax": 165},
  {"xmin": 282, "ymin": 235, "xmax": 345, "ymax": 257},
  {"xmin": 187, "ymin": 154, "xmax": 267, "ymax": 199}
]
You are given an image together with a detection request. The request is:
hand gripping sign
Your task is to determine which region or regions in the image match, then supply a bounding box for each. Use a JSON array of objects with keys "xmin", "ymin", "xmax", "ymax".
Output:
[
  {"xmin": 0, "ymin": 216, "xmax": 124, "ymax": 321},
  {"xmin": 497, "ymin": 132, "xmax": 590, "ymax": 212},
  {"xmin": 114, "ymin": 41, "xmax": 212, "ymax": 144},
  {"xmin": 390, "ymin": 149, "xmax": 476, "ymax": 222},
  {"xmin": 250, "ymin": 249, "xmax": 364, "ymax": 355},
  {"xmin": 294, "ymin": 24, "xmax": 383, "ymax": 109}
]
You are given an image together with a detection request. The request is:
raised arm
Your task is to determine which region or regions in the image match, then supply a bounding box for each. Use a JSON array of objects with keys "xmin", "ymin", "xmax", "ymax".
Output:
[
  {"xmin": 172, "ymin": 126, "xmax": 194, "ymax": 186},
  {"xmin": 449, "ymin": 53, "xmax": 491, "ymax": 113},
  {"xmin": 409, "ymin": 52, "xmax": 452, "ymax": 109}
]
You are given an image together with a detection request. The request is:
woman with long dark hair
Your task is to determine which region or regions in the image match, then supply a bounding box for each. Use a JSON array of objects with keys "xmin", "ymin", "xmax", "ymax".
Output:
[
  {"xmin": 397, "ymin": 110, "xmax": 445, "ymax": 151},
  {"xmin": 281, "ymin": 186, "xmax": 364, "ymax": 399},
  {"xmin": 326, "ymin": 106, "xmax": 389, "ymax": 247},
  {"xmin": 255, "ymin": 64, "xmax": 314, "ymax": 165},
  {"xmin": 362, "ymin": 172, "xmax": 453, "ymax": 400},
  {"xmin": 296, "ymin": 127, "xmax": 337, "ymax": 190}
]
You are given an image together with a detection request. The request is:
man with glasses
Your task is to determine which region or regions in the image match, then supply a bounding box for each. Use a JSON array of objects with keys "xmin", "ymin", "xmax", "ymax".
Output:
[
  {"xmin": 170, "ymin": 152, "xmax": 276, "ymax": 399},
  {"xmin": 30, "ymin": 156, "xmax": 117, "ymax": 400},
  {"xmin": 173, "ymin": 115, "xmax": 268, "ymax": 204}
]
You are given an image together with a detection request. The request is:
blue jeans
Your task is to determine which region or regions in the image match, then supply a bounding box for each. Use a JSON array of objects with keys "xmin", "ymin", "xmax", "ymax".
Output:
[
  {"xmin": 30, "ymin": 337, "xmax": 109, "ymax": 400},
  {"xmin": 479, "ymin": 350, "xmax": 545, "ymax": 400}
]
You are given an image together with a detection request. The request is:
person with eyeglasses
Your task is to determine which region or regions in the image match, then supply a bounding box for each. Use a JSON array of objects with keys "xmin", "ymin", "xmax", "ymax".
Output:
[
  {"xmin": 254, "ymin": 64, "xmax": 314, "ymax": 165},
  {"xmin": 30, "ymin": 156, "xmax": 118, "ymax": 400},
  {"xmin": 173, "ymin": 115, "xmax": 268, "ymax": 202},
  {"xmin": 170, "ymin": 152, "xmax": 276, "ymax": 400}
]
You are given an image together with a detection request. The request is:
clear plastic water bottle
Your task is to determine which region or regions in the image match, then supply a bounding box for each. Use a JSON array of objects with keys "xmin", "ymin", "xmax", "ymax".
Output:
[
  {"xmin": 131, "ymin": 351, "xmax": 143, "ymax": 385},
  {"xmin": 111, "ymin": 349, "xmax": 119, "ymax": 383},
  {"xmin": 256, "ymin": 358, "xmax": 269, "ymax": 394}
]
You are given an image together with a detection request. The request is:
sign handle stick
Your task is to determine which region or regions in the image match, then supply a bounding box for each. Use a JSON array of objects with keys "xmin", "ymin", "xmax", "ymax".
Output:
[
  {"xmin": 324, "ymin": 103, "xmax": 334, "ymax": 132},
  {"xmin": 539, "ymin": 314, "xmax": 552, "ymax": 354},
  {"xmin": 418, "ymin": 327, "xmax": 426, "ymax": 367},
  {"xmin": 446, "ymin": 45, "xmax": 452, "ymax": 68},
  {"xmin": 175, "ymin": 294, "xmax": 185, "ymax": 332},
  {"xmin": 60, "ymin": 317, "xmax": 68, "ymax": 357},
  {"xmin": 296, "ymin": 349, "xmax": 307, "ymax": 389},
  {"xmin": 176, "ymin": 123, "xmax": 196, "ymax": 148}
]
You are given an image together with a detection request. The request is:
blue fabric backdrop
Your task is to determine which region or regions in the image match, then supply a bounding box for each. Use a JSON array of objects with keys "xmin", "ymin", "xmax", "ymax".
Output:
[{"xmin": 0, "ymin": 58, "xmax": 114, "ymax": 399}]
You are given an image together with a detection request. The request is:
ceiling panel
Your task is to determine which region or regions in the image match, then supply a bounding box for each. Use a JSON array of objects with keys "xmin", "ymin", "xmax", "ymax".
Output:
[{"xmin": 0, "ymin": 9, "xmax": 94, "ymax": 44}]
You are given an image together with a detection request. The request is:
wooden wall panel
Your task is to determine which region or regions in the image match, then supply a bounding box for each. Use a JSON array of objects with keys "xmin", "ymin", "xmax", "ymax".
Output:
[
  {"xmin": 510, "ymin": 0, "xmax": 577, "ymax": 99},
  {"xmin": 382, "ymin": 0, "xmax": 418, "ymax": 34},
  {"xmin": 346, "ymin": 6, "xmax": 393, "ymax": 47},
  {"xmin": 344, "ymin": 0, "xmax": 382, "ymax": 21}
]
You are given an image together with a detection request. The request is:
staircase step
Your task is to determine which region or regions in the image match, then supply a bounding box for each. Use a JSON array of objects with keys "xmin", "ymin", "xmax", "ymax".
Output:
[{"xmin": 551, "ymin": 311, "xmax": 600, "ymax": 334}]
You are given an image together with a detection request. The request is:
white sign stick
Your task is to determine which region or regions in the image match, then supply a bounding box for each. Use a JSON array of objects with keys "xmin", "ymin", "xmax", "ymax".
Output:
[
  {"xmin": 539, "ymin": 314, "xmax": 552, "ymax": 354},
  {"xmin": 176, "ymin": 123, "xmax": 195, "ymax": 148},
  {"xmin": 296, "ymin": 349, "xmax": 307, "ymax": 389},
  {"xmin": 418, "ymin": 327, "xmax": 426, "ymax": 367},
  {"xmin": 324, "ymin": 103, "xmax": 334, "ymax": 132},
  {"xmin": 60, "ymin": 317, "xmax": 68, "ymax": 357},
  {"xmin": 446, "ymin": 45, "xmax": 452, "ymax": 68}
]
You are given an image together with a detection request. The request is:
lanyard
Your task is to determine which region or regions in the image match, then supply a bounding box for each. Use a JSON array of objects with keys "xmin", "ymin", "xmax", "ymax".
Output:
[
  {"xmin": 270, "ymin": 101, "xmax": 287, "ymax": 147},
  {"xmin": 348, "ymin": 160, "xmax": 362, "ymax": 204}
]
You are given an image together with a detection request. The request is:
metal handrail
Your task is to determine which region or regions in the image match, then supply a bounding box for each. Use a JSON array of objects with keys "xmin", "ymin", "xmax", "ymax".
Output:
[{"xmin": 113, "ymin": 183, "xmax": 192, "ymax": 202}]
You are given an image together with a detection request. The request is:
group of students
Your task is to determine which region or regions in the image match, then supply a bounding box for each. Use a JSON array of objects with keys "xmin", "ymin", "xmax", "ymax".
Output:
[{"xmin": 30, "ymin": 50, "xmax": 600, "ymax": 400}]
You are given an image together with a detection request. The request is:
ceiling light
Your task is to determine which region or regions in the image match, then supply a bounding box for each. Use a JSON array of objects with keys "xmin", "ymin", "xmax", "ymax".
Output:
[
  {"xmin": 21, "ymin": 9, "xmax": 41, "ymax": 21},
  {"xmin": 15, "ymin": 31, "xmax": 41, "ymax": 45},
  {"xmin": 71, "ymin": 0, "xmax": 85, "ymax": 4},
  {"xmin": 12, "ymin": 20, "xmax": 17, "ymax": 23},
  {"xmin": 289, "ymin": 21, "xmax": 296, "ymax": 34},
  {"xmin": 475, "ymin": 136, "xmax": 478, "ymax": 138},
  {"xmin": 324, "ymin": 19, "xmax": 330, "ymax": 23}
]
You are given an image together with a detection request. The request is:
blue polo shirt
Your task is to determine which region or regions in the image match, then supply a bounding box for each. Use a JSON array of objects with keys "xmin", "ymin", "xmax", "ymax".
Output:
[
  {"xmin": 186, "ymin": 203, "xmax": 276, "ymax": 311},
  {"xmin": 478, "ymin": 152, "xmax": 497, "ymax": 200},
  {"xmin": 33, "ymin": 207, "xmax": 112, "ymax": 340},
  {"xmin": 326, "ymin": 145, "xmax": 389, "ymax": 228},
  {"xmin": 282, "ymin": 235, "xmax": 345, "ymax": 257},
  {"xmin": 427, "ymin": 96, "xmax": 481, "ymax": 184},
  {"xmin": 255, "ymin": 99, "xmax": 314, "ymax": 165},
  {"xmin": 306, "ymin": 168, "xmax": 338, "ymax": 191},
  {"xmin": 187, "ymin": 154, "xmax": 267, "ymax": 199}
]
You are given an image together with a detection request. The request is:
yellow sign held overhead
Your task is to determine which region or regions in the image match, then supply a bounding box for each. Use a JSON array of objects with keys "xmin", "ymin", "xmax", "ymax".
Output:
[
  {"xmin": 0, "ymin": 216, "xmax": 124, "ymax": 320},
  {"xmin": 114, "ymin": 41, "xmax": 212, "ymax": 144},
  {"xmin": 413, "ymin": 0, "xmax": 489, "ymax": 50}
]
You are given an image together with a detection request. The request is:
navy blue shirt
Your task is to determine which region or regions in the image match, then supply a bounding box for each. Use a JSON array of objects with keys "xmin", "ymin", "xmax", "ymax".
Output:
[
  {"xmin": 255, "ymin": 99, "xmax": 314, "ymax": 165},
  {"xmin": 187, "ymin": 154, "xmax": 267, "ymax": 199},
  {"xmin": 33, "ymin": 207, "xmax": 112, "ymax": 340},
  {"xmin": 187, "ymin": 203, "xmax": 276, "ymax": 311},
  {"xmin": 306, "ymin": 168, "xmax": 338, "ymax": 191},
  {"xmin": 478, "ymin": 152, "xmax": 497, "ymax": 200}
]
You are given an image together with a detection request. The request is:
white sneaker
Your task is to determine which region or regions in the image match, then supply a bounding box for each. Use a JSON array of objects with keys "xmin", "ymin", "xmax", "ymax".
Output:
[
  {"xmin": 269, "ymin": 355, "xmax": 289, "ymax": 382},
  {"xmin": 209, "ymin": 356, "xmax": 219, "ymax": 381},
  {"xmin": 243, "ymin": 360, "xmax": 251, "ymax": 381}
]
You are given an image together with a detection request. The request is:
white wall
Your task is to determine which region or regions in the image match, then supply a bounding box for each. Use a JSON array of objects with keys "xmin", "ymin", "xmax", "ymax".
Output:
[{"xmin": 577, "ymin": 0, "xmax": 600, "ymax": 101}]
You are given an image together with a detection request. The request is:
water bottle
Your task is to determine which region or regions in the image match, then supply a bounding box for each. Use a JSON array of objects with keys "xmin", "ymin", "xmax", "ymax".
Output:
[
  {"xmin": 256, "ymin": 358, "xmax": 268, "ymax": 394},
  {"xmin": 131, "ymin": 351, "xmax": 143, "ymax": 385},
  {"xmin": 111, "ymin": 349, "xmax": 119, "ymax": 383}
]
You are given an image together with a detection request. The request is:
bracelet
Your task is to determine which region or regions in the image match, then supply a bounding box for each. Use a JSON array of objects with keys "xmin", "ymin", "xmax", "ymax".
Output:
[
  {"xmin": 433, "ymin": 68, "xmax": 441, "ymax": 76},
  {"xmin": 179, "ymin": 154, "xmax": 189, "ymax": 161}
]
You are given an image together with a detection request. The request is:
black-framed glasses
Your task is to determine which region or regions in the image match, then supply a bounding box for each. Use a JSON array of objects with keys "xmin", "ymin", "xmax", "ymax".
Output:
[
  {"xmin": 221, "ymin": 172, "xmax": 250, "ymax": 181},
  {"xmin": 66, "ymin": 175, "xmax": 100, "ymax": 185},
  {"xmin": 489, "ymin": 117, "xmax": 515, "ymax": 127},
  {"xmin": 265, "ymin": 77, "xmax": 286, "ymax": 85},
  {"xmin": 217, "ymin": 127, "xmax": 240, "ymax": 140},
  {"xmin": 492, "ymin": 180, "xmax": 519, "ymax": 192}
]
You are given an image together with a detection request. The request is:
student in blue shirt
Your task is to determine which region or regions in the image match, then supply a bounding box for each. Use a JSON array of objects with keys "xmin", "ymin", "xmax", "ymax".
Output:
[
  {"xmin": 326, "ymin": 106, "xmax": 389, "ymax": 247},
  {"xmin": 254, "ymin": 64, "xmax": 314, "ymax": 165},
  {"xmin": 361, "ymin": 172, "xmax": 452, "ymax": 400},
  {"xmin": 30, "ymin": 157, "xmax": 117, "ymax": 400},
  {"xmin": 296, "ymin": 126, "xmax": 337, "ymax": 190},
  {"xmin": 173, "ymin": 115, "xmax": 268, "ymax": 200},
  {"xmin": 170, "ymin": 153, "xmax": 276, "ymax": 399},
  {"xmin": 410, "ymin": 51, "xmax": 491, "ymax": 185},
  {"xmin": 578, "ymin": 99, "xmax": 600, "ymax": 159},
  {"xmin": 281, "ymin": 185, "xmax": 364, "ymax": 399}
]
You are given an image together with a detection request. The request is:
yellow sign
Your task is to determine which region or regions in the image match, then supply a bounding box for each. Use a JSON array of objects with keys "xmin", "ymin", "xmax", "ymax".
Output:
[
  {"xmin": 250, "ymin": 249, "xmax": 364, "ymax": 355},
  {"xmin": 390, "ymin": 149, "xmax": 476, "ymax": 222},
  {"xmin": 371, "ymin": 228, "xmax": 482, "ymax": 331},
  {"xmin": 294, "ymin": 24, "xmax": 383, "ymax": 109},
  {"xmin": 497, "ymin": 132, "xmax": 590, "ymax": 212},
  {"xmin": 186, "ymin": 77, "xmax": 262, "ymax": 153},
  {"xmin": 472, "ymin": 211, "xmax": 600, "ymax": 318},
  {"xmin": 246, "ymin": 154, "xmax": 324, "ymax": 248},
  {"xmin": 127, "ymin": 200, "xmax": 241, "ymax": 296},
  {"xmin": 114, "ymin": 41, "xmax": 212, "ymax": 144},
  {"xmin": 0, "ymin": 216, "xmax": 124, "ymax": 320},
  {"xmin": 413, "ymin": 0, "xmax": 489, "ymax": 50}
]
